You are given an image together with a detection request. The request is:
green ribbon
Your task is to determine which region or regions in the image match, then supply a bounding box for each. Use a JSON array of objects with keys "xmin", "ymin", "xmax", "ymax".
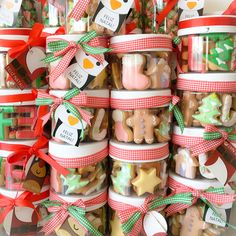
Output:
[
  {"xmin": 44, "ymin": 30, "xmax": 111, "ymax": 63},
  {"xmin": 169, "ymin": 102, "xmax": 185, "ymax": 133},
  {"xmin": 203, "ymin": 127, "xmax": 236, "ymax": 141}
]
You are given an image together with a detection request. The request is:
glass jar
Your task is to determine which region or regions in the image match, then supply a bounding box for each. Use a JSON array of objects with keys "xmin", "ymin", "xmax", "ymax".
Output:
[
  {"xmin": 47, "ymin": 34, "xmax": 108, "ymax": 90},
  {"xmin": 178, "ymin": 16, "xmax": 236, "ymax": 73},
  {"xmin": 42, "ymin": 0, "xmax": 65, "ymax": 27},
  {"xmin": 177, "ymin": 73, "xmax": 236, "ymax": 128},
  {"xmin": 168, "ymin": 172, "xmax": 235, "ymax": 236},
  {"xmin": 110, "ymin": 140, "xmax": 169, "ymax": 197},
  {"xmin": 0, "ymin": 140, "xmax": 49, "ymax": 192},
  {"xmin": 110, "ymin": 34, "xmax": 172, "ymax": 90},
  {"xmin": 0, "ymin": 0, "xmax": 41, "ymax": 28},
  {"xmin": 50, "ymin": 89, "xmax": 109, "ymax": 146},
  {"xmin": 111, "ymin": 90, "xmax": 172, "ymax": 144},
  {"xmin": 0, "ymin": 90, "xmax": 46, "ymax": 141},
  {"xmin": 109, "ymin": 188, "xmax": 167, "ymax": 236},
  {"xmin": 50, "ymin": 140, "xmax": 108, "ymax": 196},
  {"xmin": 0, "ymin": 186, "xmax": 49, "ymax": 236}
]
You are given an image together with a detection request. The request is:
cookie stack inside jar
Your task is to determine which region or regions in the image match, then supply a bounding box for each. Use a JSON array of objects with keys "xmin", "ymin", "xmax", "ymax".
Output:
[{"xmin": 168, "ymin": 15, "xmax": 236, "ymax": 236}]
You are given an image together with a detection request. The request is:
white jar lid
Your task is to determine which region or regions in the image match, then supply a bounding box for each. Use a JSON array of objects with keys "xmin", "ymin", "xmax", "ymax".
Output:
[
  {"xmin": 178, "ymin": 15, "xmax": 236, "ymax": 36},
  {"xmin": 173, "ymin": 126, "xmax": 204, "ymax": 138},
  {"xmin": 49, "ymin": 139, "xmax": 108, "ymax": 159},
  {"xmin": 109, "ymin": 140, "xmax": 169, "ymax": 163}
]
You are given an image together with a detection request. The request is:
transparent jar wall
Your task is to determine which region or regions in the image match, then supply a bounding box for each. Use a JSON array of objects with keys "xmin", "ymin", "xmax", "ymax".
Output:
[
  {"xmin": 0, "ymin": 105, "xmax": 39, "ymax": 141},
  {"xmin": 48, "ymin": 57, "xmax": 108, "ymax": 90},
  {"xmin": 0, "ymin": 52, "xmax": 47, "ymax": 89},
  {"xmin": 171, "ymin": 144, "xmax": 216, "ymax": 180},
  {"xmin": 111, "ymin": 52, "xmax": 171, "ymax": 90},
  {"xmin": 169, "ymin": 203, "xmax": 226, "ymax": 236},
  {"xmin": 180, "ymin": 34, "xmax": 236, "ymax": 73},
  {"xmin": 0, "ymin": 0, "xmax": 41, "ymax": 28},
  {"xmin": 50, "ymin": 158, "xmax": 108, "ymax": 195},
  {"xmin": 179, "ymin": 91, "xmax": 236, "ymax": 128},
  {"xmin": 42, "ymin": 0, "xmax": 65, "ymax": 27},
  {"xmin": 51, "ymin": 107, "xmax": 109, "ymax": 143},
  {"xmin": 112, "ymin": 108, "xmax": 171, "ymax": 144},
  {"xmin": 110, "ymin": 158, "xmax": 168, "ymax": 197}
]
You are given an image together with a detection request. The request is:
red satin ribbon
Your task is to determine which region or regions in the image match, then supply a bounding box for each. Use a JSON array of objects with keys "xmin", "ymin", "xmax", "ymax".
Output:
[
  {"xmin": 223, "ymin": 0, "xmax": 236, "ymax": 15},
  {"xmin": 157, "ymin": 0, "xmax": 178, "ymax": 24},
  {"xmin": 8, "ymin": 23, "xmax": 46, "ymax": 58},
  {"xmin": 0, "ymin": 92, "xmax": 36, "ymax": 103},
  {"xmin": 0, "ymin": 28, "xmax": 31, "ymax": 35}
]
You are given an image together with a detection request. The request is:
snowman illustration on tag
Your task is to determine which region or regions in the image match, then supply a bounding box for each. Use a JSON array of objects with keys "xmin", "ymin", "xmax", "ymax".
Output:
[
  {"xmin": 53, "ymin": 104, "xmax": 87, "ymax": 146},
  {"xmin": 93, "ymin": 0, "xmax": 134, "ymax": 32},
  {"xmin": 64, "ymin": 50, "xmax": 108, "ymax": 90}
]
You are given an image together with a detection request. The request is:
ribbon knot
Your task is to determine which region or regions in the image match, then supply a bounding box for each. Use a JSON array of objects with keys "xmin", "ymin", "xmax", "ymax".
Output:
[{"xmin": 139, "ymin": 204, "xmax": 149, "ymax": 214}]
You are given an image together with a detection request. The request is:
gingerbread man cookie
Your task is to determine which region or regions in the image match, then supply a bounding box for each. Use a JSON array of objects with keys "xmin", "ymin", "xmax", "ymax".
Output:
[{"xmin": 126, "ymin": 109, "xmax": 160, "ymax": 144}]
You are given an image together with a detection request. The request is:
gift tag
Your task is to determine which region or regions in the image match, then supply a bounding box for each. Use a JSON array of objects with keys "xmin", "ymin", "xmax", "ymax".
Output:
[
  {"xmin": 93, "ymin": 0, "xmax": 134, "ymax": 33},
  {"xmin": 143, "ymin": 211, "xmax": 167, "ymax": 236},
  {"xmin": 52, "ymin": 104, "xmax": 87, "ymax": 147},
  {"xmin": 23, "ymin": 156, "xmax": 47, "ymax": 194},
  {"xmin": 5, "ymin": 47, "xmax": 47, "ymax": 90},
  {"xmin": 0, "ymin": 0, "xmax": 22, "ymax": 26},
  {"xmin": 198, "ymin": 153, "xmax": 215, "ymax": 179},
  {"xmin": 64, "ymin": 50, "xmax": 108, "ymax": 90}
]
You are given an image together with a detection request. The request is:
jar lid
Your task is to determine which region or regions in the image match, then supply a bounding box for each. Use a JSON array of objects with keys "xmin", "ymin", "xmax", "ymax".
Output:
[
  {"xmin": 0, "ymin": 89, "xmax": 36, "ymax": 105},
  {"xmin": 173, "ymin": 126, "xmax": 204, "ymax": 138},
  {"xmin": 178, "ymin": 15, "xmax": 236, "ymax": 36},
  {"xmin": 110, "ymin": 90, "xmax": 171, "ymax": 109},
  {"xmin": 109, "ymin": 140, "xmax": 169, "ymax": 163},
  {"xmin": 110, "ymin": 34, "xmax": 172, "ymax": 52},
  {"xmin": 169, "ymin": 172, "xmax": 224, "ymax": 190}
]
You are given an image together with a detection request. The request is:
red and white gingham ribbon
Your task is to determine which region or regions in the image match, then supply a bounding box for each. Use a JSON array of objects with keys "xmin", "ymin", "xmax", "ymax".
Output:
[
  {"xmin": 165, "ymin": 177, "xmax": 236, "ymax": 216},
  {"xmin": 86, "ymin": 96, "xmax": 110, "ymax": 108},
  {"xmin": 68, "ymin": 0, "xmax": 90, "ymax": 21},
  {"xmin": 50, "ymin": 147, "xmax": 108, "ymax": 168},
  {"xmin": 172, "ymin": 133, "xmax": 203, "ymax": 148},
  {"xmin": 42, "ymin": 190, "xmax": 107, "ymax": 235},
  {"xmin": 110, "ymin": 36, "xmax": 172, "ymax": 53},
  {"xmin": 177, "ymin": 77, "xmax": 236, "ymax": 92},
  {"xmin": 110, "ymin": 95, "xmax": 178, "ymax": 110},
  {"xmin": 109, "ymin": 143, "xmax": 169, "ymax": 162}
]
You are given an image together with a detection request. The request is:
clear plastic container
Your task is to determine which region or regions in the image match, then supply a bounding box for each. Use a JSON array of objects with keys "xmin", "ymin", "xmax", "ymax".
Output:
[
  {"xmin": 50, "ymin": 140, "xmax": 108, "ymax": 196},
  {"xmin": 111, "ymin": 90, "xmax": 172, "ymax": 144},
  {"xmin": 110, "ymin": 34, "xmax": 172, "ymax": 90},
  {"xmin": 110, "ymin": 140, "xmax": 169, "ymax": 197},
  {"xmin": 178, "ymin": 16, "xmax": 236, "ymax": 73},
  {"xmin": 50, "ymin": 90, "xmax": 109, "ymax": 146},
  {"xmin": 0, "ymin": 0, "xmax": 41, "ymax": 28},
  {"xmin": 177, "ymin": 73, "xmax": 236, "ymax": 127}
]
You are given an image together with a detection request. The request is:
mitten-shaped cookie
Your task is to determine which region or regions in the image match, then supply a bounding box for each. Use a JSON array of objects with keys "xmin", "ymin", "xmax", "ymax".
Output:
[
  {"xmin": 181, "ymin": 91, "xmax": 199, "ymax": 127},
  {"xmin": 126, "ymin": 109, "xmax": 160, "ymax": 144},
  {"xmin": 122, "ymin": 54, "xmax": 151, "ymax": 90},
  {"xmin": 112, "ymin": 110, "xmax": 133, "ymax": 142}
]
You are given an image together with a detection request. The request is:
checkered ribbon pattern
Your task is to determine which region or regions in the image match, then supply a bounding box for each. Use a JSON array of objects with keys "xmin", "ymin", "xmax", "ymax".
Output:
[
  {"xmin": 177, "ymin": 78, "xmax": 236, "ymax": 93},
  {"xmin": 36, "ymin": 88, "xmax": 93, "ymax": 139},
  {"xmin": 190, "ymin": 125, "xmax": 236, "ymax": 156},
  {"xmin": 110, "ymin": 36, "xmax": 172, "ymax": 53},
  {"xmin": 50, "ymin": 147, "xmax": 108, "ymax": 168},
  {"xmin": 109, "ymin": 143, "xmax": 169, "ymax": 161},
  {"xmin": 41, "ymin": 190, "xmax": 107, "ymax": 235},
  {"xmin": 165, "ymin": 177, "xmax": 236, "ymax": 218},
  {"xmin": 3, "ymin": 136, "xmax": 70, "ymax": 177},
  {"xmin": 172, "ymin": 133, "xmax": 204, "ymax": 148},
  {"xmin": 45, "ymin": 30, "xmax": 110, "ymax": 82},
  {"xmin": 109, "ymin": 193, "xmax": 192, "ymax": 236},
  {"xmin": 68, "ymin": 0, "xmax": 90, "ymax": 21}
]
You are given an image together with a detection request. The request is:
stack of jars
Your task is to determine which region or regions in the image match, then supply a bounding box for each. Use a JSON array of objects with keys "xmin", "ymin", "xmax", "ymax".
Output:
[{"xmin": 168, "ymin": 15, "xmax": 236, "ymax": 236}]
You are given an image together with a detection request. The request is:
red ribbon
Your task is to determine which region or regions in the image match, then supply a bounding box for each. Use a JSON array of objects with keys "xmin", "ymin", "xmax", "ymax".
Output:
[
  {"xmin": 8, "ymin": 23, "xmax": 46, "ymax": 58},
  {"xmin": 3, "ymin": 136, "xmax": 70, "ymax": 177},
  {"xmin": 68, "ymin": 0, "xmax": 90, "ymax": 21},
  {"xmin": 0, "ymin": 92, "xmax": 36, "ymax": 103},
  {"xmin": 157, "ymin": 0, "xmax": 178, "ymax": 24},
  {"xmin": 0, "ymin": 28, "xmax": 31, "ymax": 36},
  {"xmin": 223, "ymin": 0, "xmax": 236, "ymax": 15}
]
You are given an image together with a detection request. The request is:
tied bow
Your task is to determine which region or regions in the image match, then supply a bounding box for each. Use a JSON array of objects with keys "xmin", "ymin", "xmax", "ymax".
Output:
[
  {"xmin": 109, "ymin": 193, "xmax": 192, "ymax": 236},
  {"xmin": 5, "ymin": 136, "xmax": 70, "ymax": 177},
  {"xmin": 166, "ymin": 178, "xmax": 236, "ymax": 217},
  {"xmin": 191, "ymin": 125, "xmax": 236, "ymax": 156},
  {"xmin": 0, "ymin": 192, "xmax": 37, "ymax": 224},
  {"xmin": 44, "ymin": 30, "xmax": 110, "ymax": 82}
]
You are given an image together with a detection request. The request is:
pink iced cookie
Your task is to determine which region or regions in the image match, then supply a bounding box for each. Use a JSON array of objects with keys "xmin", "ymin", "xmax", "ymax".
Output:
[{"xmin": 122, "ymin": 54, "xmax": 151, "ymax": 90}]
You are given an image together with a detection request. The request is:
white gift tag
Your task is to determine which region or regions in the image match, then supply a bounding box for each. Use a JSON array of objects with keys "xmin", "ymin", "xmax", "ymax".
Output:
[{"xmin": 143, "ymin": 211, "xmax": 167, "ymax": 236}]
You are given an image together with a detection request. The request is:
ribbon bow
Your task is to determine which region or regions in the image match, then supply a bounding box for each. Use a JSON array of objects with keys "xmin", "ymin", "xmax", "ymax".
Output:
[
  {"xmin": 44, "ymin": 30, "xmax": 110, "ymax": 82},
  {"xmin": 190, "ymin": 125, "xmax": 236, "ymax": 156},
  {"xmin": 0, "ymin": 192, "xmax": 37, "ymax": 224},
  {"xmin": 4, "ymin": 136, "xmax": 70, "ymax": 177},
  {"xmin": 8, "ymin": 23, "xmax": 45, "ymax": 58},
  {"xmin": 109, "ymin": 193, "xmax": 192, "ymax": 236},
  {"xmin": 166, "ymin": 177, "xmax": 236, "ymax": 217}
]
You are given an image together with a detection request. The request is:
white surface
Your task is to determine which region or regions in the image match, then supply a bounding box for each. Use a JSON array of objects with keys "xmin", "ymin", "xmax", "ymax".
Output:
[
  {"xmin": 179, "ymin": 73, "xmax": 236, "ymax": 82},
  {"xmin": 204, "ymin": 0, "xmax": 232, "ymax": 15}
]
